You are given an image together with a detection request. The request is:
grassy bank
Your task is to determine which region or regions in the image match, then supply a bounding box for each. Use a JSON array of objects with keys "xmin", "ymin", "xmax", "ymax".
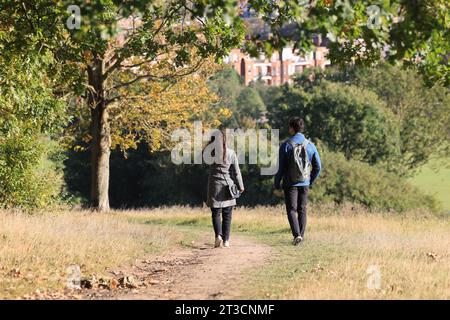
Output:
[{"xmin": 129, "ymin": 205, "xmax": 450, "ymax": 299}]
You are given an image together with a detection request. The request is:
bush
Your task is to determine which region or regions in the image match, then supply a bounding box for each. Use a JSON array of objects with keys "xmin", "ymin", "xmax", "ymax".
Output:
[
  {"xmin": 0, "ymin": 55, "xmax": 67, "ymax": 210},
  {"xmin": 269, "ymin": 81, "xmax": 400, "ymax": 167},
  {"xmin": 64, "ymin": 142, "xmax": 439, "ymax": 213},
  {"xmin": 0, "ymin": 135, "xmax": 64, "ymax": 209},
  {"xmin": 309, "ymin": 145, "xmax": 440, "ymax": 213}
]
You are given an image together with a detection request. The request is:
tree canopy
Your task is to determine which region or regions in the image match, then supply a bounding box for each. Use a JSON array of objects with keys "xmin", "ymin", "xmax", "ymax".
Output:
[{"xmin": 1, "ymin": 0, "xmax": 448, "ymax": 211}]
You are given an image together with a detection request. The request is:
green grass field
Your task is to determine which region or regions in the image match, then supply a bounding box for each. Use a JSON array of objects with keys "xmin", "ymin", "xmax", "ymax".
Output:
[{"xmin": 409, "ymin": 159, "xmax": 450, "ymax": 212}]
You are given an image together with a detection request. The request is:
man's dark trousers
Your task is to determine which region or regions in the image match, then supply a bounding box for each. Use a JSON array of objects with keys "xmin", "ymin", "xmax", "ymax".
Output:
[{"xmin": 283, "ymin": 186, "xmax": 309, "ymax": 238}]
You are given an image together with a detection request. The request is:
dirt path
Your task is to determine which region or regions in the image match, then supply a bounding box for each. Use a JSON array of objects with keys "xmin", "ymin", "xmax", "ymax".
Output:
[{"xmin": 85, "ymin": 235, "xmax": 271, "ymax": 300}]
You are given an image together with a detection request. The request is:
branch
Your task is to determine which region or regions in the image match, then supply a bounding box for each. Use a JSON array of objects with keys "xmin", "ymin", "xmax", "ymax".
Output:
[
  {"xmin": 20, "ymin": 1, "xmax": 37, "ymax": 33},
  {"xmin": 109, "ymin": 73, "xmax": 163, "ymax": 92},
  {"xmin": 104, "ymin": 2, "xmax": 185, "ymax": 79},
  {"xmin": 105, "ymin": 95, "xmax": 122, "ymax": 106},
  {"xmin": 120, "ymin": 56, "xmax": 163, "ymax": 69},
  {"xmin": 108, "ymin": 58, "xmax": 204, "ymax": 92}
]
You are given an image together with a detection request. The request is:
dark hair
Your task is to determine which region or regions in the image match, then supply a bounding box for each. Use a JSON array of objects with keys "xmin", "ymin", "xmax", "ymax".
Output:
[
  {"xmin": 207, "ymin": 130, "xmax": 227, "ymax": 162},
  {"xmin": 289, "ymin": 117, "xmax": 305, "ymax": 133}
]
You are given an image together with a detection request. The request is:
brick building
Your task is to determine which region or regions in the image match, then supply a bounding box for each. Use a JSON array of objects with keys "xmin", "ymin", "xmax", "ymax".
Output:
[{"xmin": 224, "ymin": 46, "xmax": 330, "ymax": 86}]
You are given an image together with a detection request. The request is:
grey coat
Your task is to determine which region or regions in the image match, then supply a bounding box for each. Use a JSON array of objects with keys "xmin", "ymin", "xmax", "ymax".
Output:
[{"xmin": 206, "ymin": 148, "xmax": 244, "ymax": 208}]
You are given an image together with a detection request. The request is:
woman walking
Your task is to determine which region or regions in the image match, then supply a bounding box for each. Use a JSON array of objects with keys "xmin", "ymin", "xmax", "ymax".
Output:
[{"xmin": 204, "ymin": 131, "xmax": 244, "ymax": 248}]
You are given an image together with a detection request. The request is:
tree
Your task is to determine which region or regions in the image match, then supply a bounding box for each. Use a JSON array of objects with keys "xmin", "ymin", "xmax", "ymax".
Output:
[
  {"xmin": 208, "ymin": 66, "xmax": 266, "ymax": 128},
  {"xmin": 208, "ymin": 66, "xmax": 243, "ymax": 105},
  {"xmin": 244, "ymin": 0, "xmax": 449, "ymax": 86},
  {"xmin": 64, "ymin": 58, "xmax": 220, "ymax": 155},
  {"xmin": 235, "ymin": 86, "xmax": 266, "ymax": 119},
  {"xmin": 292, "ymin": 63, "xmax": 450, "ymax": 175},
  {"xmin": 2, "ymin": 1, "xmax": 245, "ymax": 211},
  {"xmin": 250, "ymin": 79, "xmax": 283, "ymax": 108},
  {"xmin": 352, "ymin": 62, "xmax": 450, "ymax": 174},
  {"xmin": 270, "ymin": 80, "xmax": 399, "ymax": 166},
  {"xmin": 3, "ymin": 0, "xmax": 448, "ymax": 211}
]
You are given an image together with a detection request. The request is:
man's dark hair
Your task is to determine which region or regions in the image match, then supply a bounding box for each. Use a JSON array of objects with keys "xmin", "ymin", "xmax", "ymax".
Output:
[{"xmin": 288, "ymin": 117, "xmax": 305, "ymax": 133}]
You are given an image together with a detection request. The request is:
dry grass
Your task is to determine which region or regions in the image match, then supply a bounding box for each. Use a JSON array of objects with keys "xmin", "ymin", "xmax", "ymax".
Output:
[
  {"xmin": 0, "ymin": 210, "xmax": 181, "ymax": 299},
  {"xmin": 127, "ymin": 205, "xmax": 450, "ymax": 299},
  {"xmin": 1, "ymin": 205, "xmax": 449, "ymax": 299},
  {"xmin": 247, "ymin": 209, "xmax": 450, "ymax": 299}
]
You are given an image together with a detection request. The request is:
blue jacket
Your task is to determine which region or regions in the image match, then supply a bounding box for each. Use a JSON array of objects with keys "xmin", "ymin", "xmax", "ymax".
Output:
[{"xmin": 274, "ymin": 133, "xmax": 322, "ymax": 189}]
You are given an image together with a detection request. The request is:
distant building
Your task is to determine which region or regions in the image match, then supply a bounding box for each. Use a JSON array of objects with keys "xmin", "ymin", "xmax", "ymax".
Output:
[
  {"xmin": 227, "ymin": 6, "xmax": 331, "ymax": 86},
  {"xmin": 224, "ymin": 46, "xmax": 330, "ymax": 86}
]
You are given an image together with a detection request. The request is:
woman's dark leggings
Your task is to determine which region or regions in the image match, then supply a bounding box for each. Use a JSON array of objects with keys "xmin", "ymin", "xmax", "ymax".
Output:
[{"xmin": 211, "ymin": 206, "xmax": 233, "ymax": 241}]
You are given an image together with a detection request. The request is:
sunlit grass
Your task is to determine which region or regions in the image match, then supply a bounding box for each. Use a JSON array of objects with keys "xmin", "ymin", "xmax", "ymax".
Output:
[
  {"xmin": 129, "ymin": 205, "xmax": 450, "ymax": 299},
  {"xmin": 1, "ymin": 205, "xmax": 448, "ymax": 299},
  {"xmin": 410, "ymin": 158, "xmax": 450, "ymax": 212},
  {"xmin": 0, "ymin": 210, "xmax": 182, "ymax": 299}
]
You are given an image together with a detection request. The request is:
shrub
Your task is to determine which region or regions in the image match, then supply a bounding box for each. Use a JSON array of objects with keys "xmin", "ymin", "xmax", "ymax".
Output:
[
  {"xmin": 269, "ymin": 80, "xmax": 400, "ymax": 167},
  {"xmin": 0, "ymin": 55, "xmax": 67, "ymax": 210},
  {"xmin": 0, "ymin": 135, "xmax": 64, "ymax": 209},
  {"xmin": 309, "ymin": 145, "xmax": 440, "ymax": 213},
  {"xmin": 64, "ymin": 143, "xmax": 440, "ymax": 213}
]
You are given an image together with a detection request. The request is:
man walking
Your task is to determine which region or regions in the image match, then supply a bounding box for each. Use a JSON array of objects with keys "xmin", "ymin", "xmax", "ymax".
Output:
[{"xmin": 274, "ymin": 117, "xmax": 321, "ymax": 246}]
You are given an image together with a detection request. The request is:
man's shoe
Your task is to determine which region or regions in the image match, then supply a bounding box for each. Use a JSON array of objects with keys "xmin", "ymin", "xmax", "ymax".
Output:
[
  {"xmin": 215, "ymin": 235, "xmax": 223, "ymax": 248},
  {"xmin": 293, "ymin": 236, "xmax": 303, "ymax": 246},
  {"xmin": 223, "ymin": 240, "xmax": 230, "ymax": 248}
]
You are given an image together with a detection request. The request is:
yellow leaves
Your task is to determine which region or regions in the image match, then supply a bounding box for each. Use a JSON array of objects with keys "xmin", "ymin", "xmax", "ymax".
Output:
[
  {"xmin": 149, "ymin": 129, "xmax": 162, "ymax": 151},
  {"xmin": 63, "ymin": 48, "xmax": 223, "ymax": 154},
  {"xmin": 108, "ymin": 58, "xmax": 220, "ymax": 152},
  {"xmin": 212, "ymin": 119, "xmax": 222, "ymax": 127},
  {"xmin": 83, "ymin": 51, "xmax": 93, "ymax": 63},
  {"xmin": 218, "ymin": 107, "xmax": 233, "ymax": 119},
  {"xmin": 73, "ymin": 145, "xmax": 86, "ymax": 152}
]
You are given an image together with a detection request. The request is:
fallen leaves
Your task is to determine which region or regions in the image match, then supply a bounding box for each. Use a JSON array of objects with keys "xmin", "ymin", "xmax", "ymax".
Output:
[
  {"xmin": 21, "ymin": 289, "xmax": 83, "ymax": 300},
  {"xmin": 8, "ymin": 268, "xmax": 20, "ymax": 277},
  {"xmin": 118, "ymin": 276, "xmax": 137, "ymax": 289},
  {"xmin": 12, "ymin": 252, "xmax": 198, "ymax": 300},
  {"xmin": 80, "ymin": 275, "xmax": 134, "ymax": 290},
  {"xmin": 426, "ymin": 252, "xmax": 441, "ymax": 262}
]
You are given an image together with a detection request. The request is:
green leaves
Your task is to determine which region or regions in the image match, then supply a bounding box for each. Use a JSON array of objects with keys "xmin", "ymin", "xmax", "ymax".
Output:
[
  {"xmin": 274, "ymin": 63, "xmax": 449, "ymax": 176},
  {"xmin": 0, "ymin": 48, "xmax": 67, "ymax": 210},
  {"xmin": 0, "ymin": 55, "xmax": 67, "ymax": 136},
  {"xmin": 353, "ymin": 62, "xmax": 450, "ymax": 174},
  {"xmin": 270, "ymin": 78, "xmax": 399, "ymax": 167},
  {"xmin": 243, "ymin": 0, "xmax": 449, "ymax": 86}
]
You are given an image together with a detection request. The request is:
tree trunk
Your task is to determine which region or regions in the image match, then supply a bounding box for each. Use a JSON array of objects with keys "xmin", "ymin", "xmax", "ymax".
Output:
[
  {"xmin": 279, "ymin": 49, "xmax": 284, "ymax": 85},
  {"xmin": 88, "ymin": 58, "xmax": 111, "ymax": 212}
]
